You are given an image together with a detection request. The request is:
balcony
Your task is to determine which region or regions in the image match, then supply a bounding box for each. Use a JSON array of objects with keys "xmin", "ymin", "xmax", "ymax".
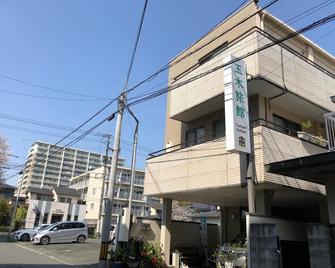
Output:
[
  {"xmin": 144, "ymin": 119, "xmax": 328, "ymax": 198},
  {"xmin": 169, "ymin": 30, "xmax": 335, "ymax": 122}
]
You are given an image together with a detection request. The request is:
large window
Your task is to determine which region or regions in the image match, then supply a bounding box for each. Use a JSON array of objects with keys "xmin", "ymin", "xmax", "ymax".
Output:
[
  {"xmin": 212, "ymin": 119, "xmax": 225, "ymax": 138},
  {"xmin": 186, "ymin": 127, "xmax": 205, "ymax": 147},
  {"xmin": 273, "ymin": 114, "xmax": 301, "ymax": 135}
]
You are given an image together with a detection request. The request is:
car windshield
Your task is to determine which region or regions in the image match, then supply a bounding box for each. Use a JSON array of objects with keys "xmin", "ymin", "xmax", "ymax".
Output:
[{"xmin": 35, "ymin": 225, "xmax": 50, "ymax": 231}]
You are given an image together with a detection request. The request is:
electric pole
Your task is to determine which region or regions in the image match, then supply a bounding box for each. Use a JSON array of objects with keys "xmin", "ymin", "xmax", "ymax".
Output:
[
  {"xmin": 97, "ymin": 134, "xmax": 112, "ymax": 237},
  {"xmin": 98, "ymin": 95, "xmax": 125, "ymax": 268},
  {"xmin": 8, "ymin": 169, "xmax": 24, "ymax": 239},
  {"xmin": 98, "ymin": 1, "xmax": 148, "ymax": 266},
  {"xmin": 127, "ymin": 107, "xmax": 139, "ymax": 213}
]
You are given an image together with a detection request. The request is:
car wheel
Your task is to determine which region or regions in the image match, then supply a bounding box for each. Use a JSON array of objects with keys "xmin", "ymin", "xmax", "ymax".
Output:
[
  {"xmin": 77, "ymin": 235, "xmax": 86, "ymax": 243},
  {"xmin": 40, "ymin": 236, "xmax": 50, "ymax": 245},
  {"xmin": 21, "ymin": 233, "xmax": 30, "ymax": 242}
]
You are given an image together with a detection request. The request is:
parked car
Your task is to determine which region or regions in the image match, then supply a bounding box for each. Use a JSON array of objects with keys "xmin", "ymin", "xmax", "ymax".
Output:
[
  {"xmin": 33, "ymin": 221, "xmax": 88, "ymax": 245},
  {"xmin": 13, "ymin": 224, "xmax": 50, "ymax": 242}
]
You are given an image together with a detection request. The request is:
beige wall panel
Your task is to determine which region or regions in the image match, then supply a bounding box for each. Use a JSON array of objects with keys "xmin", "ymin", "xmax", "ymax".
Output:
[
  {"xmin": 257, "ymin": 126, "xmax": 327, "ymax": 192},
  {"xmin": 169, "ymin": 33, "xmax": 258, "ymax": 119},
  {"xmin": 170, "ymin": 3, "xmax": 258, "ymax": 79},
  {"xmin": 258, "ymin": 35, "xmax": 335, "ymax": 111},
  {"xmin": 144, "ymin": 138, "xmax": 242, "ymax": 196}
]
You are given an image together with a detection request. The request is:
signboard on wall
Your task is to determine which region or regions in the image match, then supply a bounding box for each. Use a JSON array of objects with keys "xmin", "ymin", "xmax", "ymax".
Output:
[{"xmin": 224, "ymin": 56, "xmax": 251, "ymax": 153}]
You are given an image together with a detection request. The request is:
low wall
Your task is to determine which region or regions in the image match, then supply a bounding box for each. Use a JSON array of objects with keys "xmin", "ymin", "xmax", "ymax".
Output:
[{"xmin": 130, "ymin": 217, "xmax": 219, "ymax": 255}]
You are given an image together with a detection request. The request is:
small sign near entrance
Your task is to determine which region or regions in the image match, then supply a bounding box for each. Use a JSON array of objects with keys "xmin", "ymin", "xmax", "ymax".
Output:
[
  {"xmin": 224, "ymin": 56, "xmax": 250, "ymax": 153},
  {"xmin": 53, "ymin": 209, "xmax": 64, "ymax": 214}
]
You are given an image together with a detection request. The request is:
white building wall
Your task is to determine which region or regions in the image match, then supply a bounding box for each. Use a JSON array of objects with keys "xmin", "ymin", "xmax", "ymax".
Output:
[{"xmin": 25, "ymin": 200, "xmax": 86, "ymax": 229}]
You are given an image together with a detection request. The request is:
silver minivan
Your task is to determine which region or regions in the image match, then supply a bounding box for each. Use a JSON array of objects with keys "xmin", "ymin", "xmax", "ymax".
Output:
[{"xmin": 33, "ymin": 221, "xmax": 88, "ymax": 245}]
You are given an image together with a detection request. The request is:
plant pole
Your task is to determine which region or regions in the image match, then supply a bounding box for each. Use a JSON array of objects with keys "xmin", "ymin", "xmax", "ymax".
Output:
[
  {"xmin": 98, "ymin": 95, "xmax": 125, "ymax": 268},
  {"xmin": 97, "ymin": 134, "xmax": 112, "ymax": 237}
]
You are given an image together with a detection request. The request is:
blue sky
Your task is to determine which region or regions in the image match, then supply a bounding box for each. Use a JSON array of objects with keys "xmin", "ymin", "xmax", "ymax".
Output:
[{"xmin": 1, "ymin": 0, "xmax": 334, "ymax": 185}]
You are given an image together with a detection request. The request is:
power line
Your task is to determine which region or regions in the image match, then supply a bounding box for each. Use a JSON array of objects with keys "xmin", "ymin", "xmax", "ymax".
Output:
[
  {"xmin": 0, "ymin": 112, "xmax": 154, "ymax": 153},
  {"xmin": 0, "ymin": 88, "xmax": 107, "ymax": 102},
  {"xmin": 123, "ymin": 0, "xmax": 279, "ymax": 97},
  {"xmin": 126, "ymin": 13, "xmax": 335, "ymax": 108},
  {"xmin": 0, "ymin": 73, "xmax": 111, "ymax": 101},
  {"xmin": 127, "ymin": 0, "xmax": 335, "ymax": 103}
]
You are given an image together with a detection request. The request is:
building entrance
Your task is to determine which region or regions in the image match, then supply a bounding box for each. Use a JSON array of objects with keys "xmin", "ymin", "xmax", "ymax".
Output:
[{"xmin": 50, "ymin": 214, "xmax": 63, "ymax": 223}]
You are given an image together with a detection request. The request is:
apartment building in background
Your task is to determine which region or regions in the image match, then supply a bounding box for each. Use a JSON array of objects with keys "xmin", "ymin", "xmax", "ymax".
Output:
[
  {"xmin": 144, "ymin": 2, "xmax": 335, "ymax": 265},
  {"xmin": 18, "ymin": 141, "xmax": 124, "ymax": 193},
  {"xmin": 70, "ymin": 165, "xmax": 158, "ymax": 233}
]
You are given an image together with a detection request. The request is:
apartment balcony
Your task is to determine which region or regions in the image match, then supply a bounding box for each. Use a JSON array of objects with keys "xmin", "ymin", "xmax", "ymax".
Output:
[
  {"xmin": 169, "ymin": 30, "xmax": 335, "ymax": 123},
  {"xmin": 144, "ymin": 120, "xmax": 327, "ymax": 203}
]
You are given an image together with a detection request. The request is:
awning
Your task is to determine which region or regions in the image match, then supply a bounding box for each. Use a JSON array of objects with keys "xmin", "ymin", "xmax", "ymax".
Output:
[{"xmin": 265, "ymin": 151, "xmax": 335, "ymax": 185}]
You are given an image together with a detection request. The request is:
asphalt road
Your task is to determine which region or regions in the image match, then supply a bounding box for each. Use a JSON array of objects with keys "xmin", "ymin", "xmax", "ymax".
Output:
[{"xmin": 0, "ymin": 235, "xmax": 101, "ymax": 268}]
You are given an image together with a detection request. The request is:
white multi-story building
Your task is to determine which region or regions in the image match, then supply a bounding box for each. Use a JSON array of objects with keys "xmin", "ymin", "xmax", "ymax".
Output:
[
  {"xmin": 70, "ymin": 166, "xmax": 158, "ymax": 232},
  {"xmin": 18, "ymin": 141, "xmax": 125, "ymax": 193}
]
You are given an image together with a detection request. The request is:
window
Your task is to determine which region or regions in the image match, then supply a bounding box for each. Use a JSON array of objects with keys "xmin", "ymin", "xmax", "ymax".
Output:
[
  {"xmin": 59, "ymin": 197, "xmax": 65, "ymax": 202},
  {"xmin": 90, "ymin": 203, "xmax": 95, "ymax": 209},
  {"xmin": 92, "ymin": 188, "xmax": 96, "ymax": 195},
  {"xmin": 213, "ymin": 119, "xmax": 225, "ymax": 138},
  {"xmin": 70, "ymin": 222, "xmax": 79, "ymax": 229},
  {"xmin": 74, "ymin": 215, "xmax": 78, "ymax": 221},
  {"xmin": 67, "ymin": 214, "xmax": 72, "ymax": 221},
  {"xmin": 186, "ymin": 127, "xmax": 205, "ymax": 147},
  {"xmin": 273, "ymin": 114, "xmax": 301, "ymax": 135},
  {"xmin": 42, "ymin": 213, "xmax": 49, "ymax": 224}
]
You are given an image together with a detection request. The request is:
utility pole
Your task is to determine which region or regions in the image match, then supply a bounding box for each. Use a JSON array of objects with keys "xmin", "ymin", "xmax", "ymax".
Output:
[
  {"xmin": 98, "ymin": 95, "xmax": 125, "ymax": 268},
  {"xmin": 127, "ymin": 107, "xmax": 139, "ymax": 212},
  {"xmin": 97, "ymin": 134, "xmax": 112, "ymax": 237},
  {"xmin": 7, "ymin": 169, "xmax": 24, "ymax": 239},
  {"xmin": 98, "ymin": 1, "xmax": 148, "ymax": 266}
]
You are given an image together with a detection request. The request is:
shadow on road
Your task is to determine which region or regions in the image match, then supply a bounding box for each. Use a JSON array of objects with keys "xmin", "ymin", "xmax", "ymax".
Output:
[{"xmin": 0, "ymin": 264, "xmax": 98, "ymax": 268}]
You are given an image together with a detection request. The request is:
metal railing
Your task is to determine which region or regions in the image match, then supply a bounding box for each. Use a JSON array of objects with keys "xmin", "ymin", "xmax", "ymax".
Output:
[{"xmin": 148, "ymin": 118, "xmax": 327, "ymax": 159}]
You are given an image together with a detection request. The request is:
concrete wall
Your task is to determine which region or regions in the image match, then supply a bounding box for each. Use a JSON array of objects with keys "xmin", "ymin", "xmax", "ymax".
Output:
[
  {"xmin": 248, "ymin": 214, "xmax": 307, "ymax": 242},
  {"xmin": 130, "ymin": 218, "xmax": 218, "ymax": 255}
]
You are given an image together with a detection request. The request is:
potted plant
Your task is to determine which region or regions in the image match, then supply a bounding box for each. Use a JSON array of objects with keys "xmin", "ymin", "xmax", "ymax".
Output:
[
  {"xmin": 109, "ymin": 246, "xmax": 126, "ymax": 268},
  {"xmin": 140, "ymin": 241, "xmax": 166, "ymax": 268},
  {"xmin": 127, "ymin": 239, "xmax": 140, "ymax": 268},
  {"xmin": 213, "ymin": 243, "xmax": 247, "ymax": 268}
]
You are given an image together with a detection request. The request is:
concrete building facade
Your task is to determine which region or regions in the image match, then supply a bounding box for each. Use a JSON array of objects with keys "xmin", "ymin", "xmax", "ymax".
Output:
[
  {"xmin": 144, "ymin": 2, "xmax": 335, "ymax": 265},
  {"xmin": 70, "ymin": 166, "xmax": 157, "ymax": 233},
  {"xmin": 18, "ymin": 141, "xmax": 124, "ymax": 193},
  {"xmin": 25, "ymin": 186, "xmax": 86, "ymax": 228}
]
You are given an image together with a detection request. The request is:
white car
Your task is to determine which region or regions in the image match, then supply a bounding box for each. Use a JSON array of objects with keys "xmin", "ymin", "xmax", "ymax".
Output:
[
  {"xmin": 33, "ymin": 221, "xmax": 88, "ymax": 245},
  {"xmin": 13, "ymin": 224, "xmax": 50, "ymax": 242}
]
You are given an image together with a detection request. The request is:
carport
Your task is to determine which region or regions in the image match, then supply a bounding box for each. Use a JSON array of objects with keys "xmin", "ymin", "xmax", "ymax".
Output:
[
  {"xmin": 266, "ymin": 151, "xmax": 335, "ymax": 267},
  {"xmin": 266, "ymin": 151, "xmax": 335, "ymax": 225}
]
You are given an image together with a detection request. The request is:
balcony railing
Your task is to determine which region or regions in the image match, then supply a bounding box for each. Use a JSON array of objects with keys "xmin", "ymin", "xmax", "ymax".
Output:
[
  {"xmin": 148, "ymin": 118, "xmax": 327, "ymax": 159},
  {"xmin": 149, "ymin": 129, "xmax": 226, "ymax": 158}
]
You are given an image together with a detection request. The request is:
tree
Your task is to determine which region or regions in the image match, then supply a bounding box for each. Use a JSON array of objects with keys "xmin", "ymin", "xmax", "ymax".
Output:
[
  {"xmin": 0, "ymin": 199, "xmax": 11, "ymax": 226},
  {"xmin": 0, "ymin": 135, "xmax": 9, "ymax": 180},
  {"xmin": 15, "ymin": 207, "xmax": 27, "ymax": 229}
]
